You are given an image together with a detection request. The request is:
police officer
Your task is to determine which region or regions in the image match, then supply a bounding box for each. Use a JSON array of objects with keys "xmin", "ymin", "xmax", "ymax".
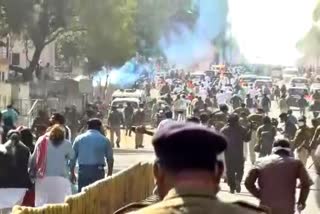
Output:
[
  {"xmin": 210, "ymin": 104, "xmax": 229, "ymax": 131},
  {"xmin": 247, "ymin": 108, "xmax": 265, "ymax": 164},
  {"xmin": 107, "ymin": 105, "xmax": 124, "ymax": 148},
  {"xmin": 256, "ymin": 116, "xmax": 277, "ymax": 157},
  {"xmin": 278, "ymin": 113, "xmax": 297, "ymax": 140},
  {"xmin": 132, "ymin": 104, "xmax": 145, "ymax": 149},
  {"xmin": 292, "ymin": 116, "xmax": 313, "ymax": 166},
  {"xmin": 132, "ymin": 122, "xmax": 268, "ymax": 214},
  {"xmin": 310, "ymin": 119, "xmax": 320, "ymax": 173},
  {"xmin": 234, "ymin": 103, "xmax": 250, "ymax": 117},
  {"xmin": 221, "ymin": 114, "xmax": 251, "ymax": 194},
  {"xmin": 124, "ymin": 102, "xmax": 134, "ymax": 136}
]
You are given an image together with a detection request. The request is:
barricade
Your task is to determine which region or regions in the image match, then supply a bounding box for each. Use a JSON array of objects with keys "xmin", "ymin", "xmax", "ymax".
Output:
[{"xmin": 12, "ymin": 162, "xmax": 154, "ymax": 214}]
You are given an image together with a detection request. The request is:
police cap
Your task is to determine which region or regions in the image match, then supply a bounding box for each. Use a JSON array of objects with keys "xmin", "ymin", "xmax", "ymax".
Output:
[{"xmin": 152, "ymin": 122, "xmax": 227, "ymax": 171}]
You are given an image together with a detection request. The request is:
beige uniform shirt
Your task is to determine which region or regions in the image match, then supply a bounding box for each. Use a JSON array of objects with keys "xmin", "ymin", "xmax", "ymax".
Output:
[{"xmin": 131, "ymin": 187, "xmax": 268, "ymax": 214}]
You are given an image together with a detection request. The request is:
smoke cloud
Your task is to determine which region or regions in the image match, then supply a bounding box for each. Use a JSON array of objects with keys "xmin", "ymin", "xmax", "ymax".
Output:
[{"xmin": 159, "ymin": 0, "xmax": 228, "ymax": 67}]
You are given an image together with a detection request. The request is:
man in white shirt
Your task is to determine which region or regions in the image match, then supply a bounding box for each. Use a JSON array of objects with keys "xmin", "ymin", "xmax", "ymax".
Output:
[
  {"xmin": 157, "ymin": 111, "xmax": 174, "ymax": 130},
  {"xmin": 216, "ymin": 90, "xmax": 227, "ymax": 106}
]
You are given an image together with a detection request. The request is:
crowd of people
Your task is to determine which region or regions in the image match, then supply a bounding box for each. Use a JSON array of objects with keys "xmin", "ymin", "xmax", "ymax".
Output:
[
  {"xmin": 0, "ymin": 104, "xmax": 114, "ymax": 213},
  {"xmin": 1, "ymin": 66, "xmax": 320, "ymax": 213},
  {"xmin": 118, "ymin": 67, "xmax": 320, "ymax": 214}
]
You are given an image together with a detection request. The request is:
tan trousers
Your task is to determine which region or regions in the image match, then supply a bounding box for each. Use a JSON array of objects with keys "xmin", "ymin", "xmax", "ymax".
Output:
[
  {"xmin": 296, "ymin": 148, "xmax": 309, "ymax": 166},
  {"xmin": 135, "ymin": 132, "xmax": 144, "ymax": 148},
  {"xmin": 249, "ymin": 130, "xmax": 257, "ymax": 164},
  {"xmin": 311, "ymin": 149, "xmax": 320, "ymax": 172},
  {"xmin": 110, "ymin": 128, "xmax": 121, "ymax": 147}
]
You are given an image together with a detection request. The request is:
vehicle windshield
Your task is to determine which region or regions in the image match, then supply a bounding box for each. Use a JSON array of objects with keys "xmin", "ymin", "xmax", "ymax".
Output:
[
  {"xmin": 240, "ymin": 77, "xmax": 256, "ymax": 83},
  {"xmin": 283, "ymin": 70, "xmax": 299, "ymax": 76},
  {"xmin": 292, "ymin": 79, "xmax": 307, "ymax": 84},
  {"xmin": 288, "ymin": 89, "xmax": 308, "ymax": 96},
  {"xmin": 112, "ymin": 101, "xmax": 138, "ymax": 109},
  {"xmin": 255, "ymin": 81, "xmax": 272, "ymax": 89}
]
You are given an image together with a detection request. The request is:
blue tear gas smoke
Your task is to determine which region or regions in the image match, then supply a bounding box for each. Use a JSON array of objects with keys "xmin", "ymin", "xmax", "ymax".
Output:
[
  {"xmin": 108, "ymin": 59, "xmax": 152, "ymax": 88},
  {"xmin": 92, "ymin": 66, "xmax": 108, "ymax": 87},
  {"xmin": 93, "ymin": 59, "xmax": 154, "ymax": 88},
  {"xmin": 160, "ymin": 0, "xmax": 228, "ymax": 67}
]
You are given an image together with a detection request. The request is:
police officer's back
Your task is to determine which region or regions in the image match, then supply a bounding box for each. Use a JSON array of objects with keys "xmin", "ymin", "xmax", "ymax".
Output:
[
  {"xmin": 132, "ymin": 122, "xmax": 267, "ymax": 214},
  {"xmin": 210, "ymin": 104, "xmax": 229, "ymax": 131}
]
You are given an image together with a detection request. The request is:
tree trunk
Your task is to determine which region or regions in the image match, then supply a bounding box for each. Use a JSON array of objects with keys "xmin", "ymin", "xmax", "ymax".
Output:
[
  {"xmin": 23, "ymin": 45, "xmax": 44, "ymax": 81},
  {"xmin": 9, "ymin": 45, "xmax": 45, "ymax": 82}
]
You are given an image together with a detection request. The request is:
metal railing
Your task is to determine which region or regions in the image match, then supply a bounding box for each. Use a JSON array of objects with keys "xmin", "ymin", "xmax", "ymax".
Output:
[{"xmin": 27, "ymin": 99, "xmax": 44, "ymax": 128}]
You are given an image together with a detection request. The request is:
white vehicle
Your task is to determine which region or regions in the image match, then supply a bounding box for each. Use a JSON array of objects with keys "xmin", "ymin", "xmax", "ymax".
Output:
[
  {"xmin": 289, "ymin": 77, "xmax": 308, "ymax": 88},
  {"xmin": 111, "ymin": 98, "xmax": 140, "ymax": 111},
  {"xmin": 310, "ymin": 83, "xmax": 320, "ymax": 94},
  {"xmin": 282, "ymin": 67, "xmax": 299, "ymax": 83},
  {"xmin": 256, "ymin": 76, "xmax": 272, "ymax": 81},
  {"xmin": 239, "ymin": 74, "xmax": 257, "ymax": 87},
  {"xmin": 253, "ymin": 79, "xmax": 272, "ymax": 90},
  {"xmin": 190, "ymin": 71, "xmax": 205, "ymax": 83},
  {"xmin": 112, "ymin": 89, "xmax": 147, "ymax": 104}
]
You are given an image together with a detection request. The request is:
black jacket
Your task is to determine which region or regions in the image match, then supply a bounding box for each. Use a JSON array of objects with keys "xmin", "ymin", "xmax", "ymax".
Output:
[{"xmin": 0, "ymin": 140, "xmax": 32, "ymax": 188}]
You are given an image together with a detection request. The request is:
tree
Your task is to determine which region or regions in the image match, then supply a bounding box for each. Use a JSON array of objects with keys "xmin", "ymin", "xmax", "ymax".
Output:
[
  {"xmin": 72, "ymin": 0, "xmax": 137, "ymax": 71},
  {"xmin": 297, "ymin": 25, "xmax": 320, "ymax": 63},
  {"xmin": 314, "ymin": 0, "xmax": 320, "ymax": 21},
  {"xmin": 0, "ymin": 0, "xmax": 71, "ymax": 81},
  {"xmin": 55, "ymin": 26, "xmax": 87, "ymax": 66},
  {"xmin": 135, "ymin": 0, "xmax": 195, "ymax": 56}
]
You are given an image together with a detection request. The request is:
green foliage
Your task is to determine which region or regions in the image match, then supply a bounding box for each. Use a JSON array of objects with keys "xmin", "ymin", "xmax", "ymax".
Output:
[
  {"xmin": 135, "ymin": 0, "xmax": 195, "ymax": 56},
  {"xmin": 71, "ymin": 0, "xmax": 137, "ymax": 68},
  {"xmin": 1, "ymin": 0, "xmax": 70, "ymax": 47},
  {"xmin": 56, "ymin": 29, "xmax": 86, "ymax": 63},
  {"xmin": 314, "ymin": 0, "xmax": 320, "ymax": 21},
  {"xmin": 0, "ymin": 0, "xmax": 71, "ymax": 80},
  {"xmin": 297, "ymin": 25, "xmax": 320, "ymax": 58}
]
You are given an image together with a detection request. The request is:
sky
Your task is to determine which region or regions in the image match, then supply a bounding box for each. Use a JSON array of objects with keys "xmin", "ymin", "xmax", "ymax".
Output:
[{"xmin": 229, "ymin": 0, "xmax": 317, "ymax": 66}]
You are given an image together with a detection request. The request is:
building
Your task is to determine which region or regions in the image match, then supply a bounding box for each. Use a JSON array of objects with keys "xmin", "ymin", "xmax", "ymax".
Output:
[{"xmin": 9, "ymin": 39, "xmax": 56, "ymax": 69}]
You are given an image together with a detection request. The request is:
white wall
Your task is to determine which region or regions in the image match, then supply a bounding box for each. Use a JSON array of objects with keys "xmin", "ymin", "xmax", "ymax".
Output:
[
  {"xmin": 10, "ymin": 40, "xmax": 55, "ymax": 68},
  {"xmin": 0, "ymin": 82, "xmax": 12, "ymax": 109}
]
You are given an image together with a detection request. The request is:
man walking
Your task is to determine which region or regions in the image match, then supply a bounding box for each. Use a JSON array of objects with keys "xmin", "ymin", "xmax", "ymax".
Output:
[
  {"xmin": 261, "ymin": 94, "xmax": 271, "ymax": 115},
  {"xmin": 279, "ymin": 113, "xmax": 297, "ymax": 140},
  {"xmin": 310, "ymin": 120, "xmax": 320, "ymax": 173},
  {"xmin": 2, "ymin": 104, "xmax": 19, "ymax": 140},
  {"xmin": 298, "ymin": 95, "xmax": 308, "ymax": 116},
  {"xmin": 107, "ymin": 105, "xmax": 123, "ymax": 148},
  {"xmin": 71, "ymin": 119, "xmax": 113, "ymax": 192},
  {"xmin": 245, "ymin": 139, "xmax": 313, "ymax": 214},
  {"xmin": 124, "ymin": 102, "xmax": 134, "ymax": 136},
  {"xmin": 132, "ymin": 104, "xmax": 145, "ymax": 149},
  {"xmin": 247, "ymin": 108, "xmax": 265, "ymax": 164},
  {"xmin": 256, "ymin": 116, "xmax": 277, "ymax": 157},
  {"xmin": 292, "ymin": 116, "xmax": 313, "ymax": 166},
  {"xmin": 221, "ymin": 114, "xmax": 250, "ymax": 193}
]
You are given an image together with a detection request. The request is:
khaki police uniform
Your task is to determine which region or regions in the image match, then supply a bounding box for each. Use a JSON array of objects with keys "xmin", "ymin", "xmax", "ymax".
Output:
[
  {"xmin": 114, "ymin": 195, "xmax": 160, "ymax": 214},
  {"xmin": 293, "ymin": 126, "xmax": 313, "ymax": 166},
  {"xmin": 310, "ymin": 126, "xmax": 320, "ymax": 172},
  {"xmin": 211, "ymin": 111, "xmax": 228, "ymax": 131},
  {"xmin": 247, "ymin": 113, "xmax": 264, "ymax": 163},
  {"xmin": 131, "ymin": 188, "xmax": 268, "ymax": 214}
]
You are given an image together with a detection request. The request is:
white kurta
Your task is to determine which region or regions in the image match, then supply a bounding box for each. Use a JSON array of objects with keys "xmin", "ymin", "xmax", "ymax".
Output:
[
  {"xmin": 35, "ymin": 176, "xmax": 71, "ymax": 207},
  {"xmin": 0, "ymin": 188, "xmax": 27, "ymax": 209}
]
